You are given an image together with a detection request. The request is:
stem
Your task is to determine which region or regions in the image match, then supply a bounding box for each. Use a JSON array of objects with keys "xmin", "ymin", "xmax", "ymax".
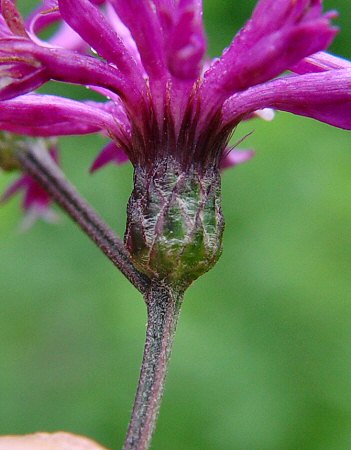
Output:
[
  {"xmin": 17, "ymin": 145, "xmax": 150, "ymax": 294},
  {"xmin": 123, "ymin": 281, "xmax": 183, "ymax": 450}
]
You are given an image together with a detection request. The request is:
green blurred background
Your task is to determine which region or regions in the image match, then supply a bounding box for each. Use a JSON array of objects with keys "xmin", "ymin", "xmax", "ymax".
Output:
[{"xmin": 1, "ymin": 1, "xmax": 351, "ymax": 449}]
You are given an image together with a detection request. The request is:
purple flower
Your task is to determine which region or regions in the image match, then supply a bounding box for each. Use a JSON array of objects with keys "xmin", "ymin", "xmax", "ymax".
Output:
[
  {"xmin": 1, "ymin": 139, "xmax": 58, "ymax": 228},
  {"xmin": 0, "ymin": 0, "xmax": 348, "ymax": 173},
  {"xmin": 0, "ymin": 0, "xmax": 350, "ymax": 282}
]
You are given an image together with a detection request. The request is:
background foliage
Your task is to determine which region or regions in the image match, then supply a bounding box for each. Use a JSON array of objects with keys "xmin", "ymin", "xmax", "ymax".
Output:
[{"xmin": 0, "ymin": 1, "xmax": 351, "ymax": 449}]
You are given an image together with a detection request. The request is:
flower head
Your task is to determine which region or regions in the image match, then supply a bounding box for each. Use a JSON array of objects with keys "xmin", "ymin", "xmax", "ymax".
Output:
[
  {"xmin": 0, "ymin": 0, "xmax": 348, "ymax": 166},
  {"xmin": 0, "ymin": 0, "xmax": 350, "ymax": 285}
]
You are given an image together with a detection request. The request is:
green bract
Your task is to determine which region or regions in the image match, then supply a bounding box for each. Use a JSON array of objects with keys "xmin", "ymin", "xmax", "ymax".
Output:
[{"xmin": 125, "ymin": 158, "xmax": 224, "ymax": 290}]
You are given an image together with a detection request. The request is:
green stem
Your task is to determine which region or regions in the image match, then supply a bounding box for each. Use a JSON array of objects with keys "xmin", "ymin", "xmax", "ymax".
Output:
[{"xmin": 123, "ymin": 281, "xmax": 183, "ymax": 450}]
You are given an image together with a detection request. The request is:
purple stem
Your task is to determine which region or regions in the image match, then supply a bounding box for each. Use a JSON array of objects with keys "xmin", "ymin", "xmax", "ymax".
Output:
[
  {"xmin": 123, "ymin": 281, "xmax": 183, "ymax": 450},
  {"xmin": 17, "ymin": 144, "xmax": 150, "ymax": 294}
]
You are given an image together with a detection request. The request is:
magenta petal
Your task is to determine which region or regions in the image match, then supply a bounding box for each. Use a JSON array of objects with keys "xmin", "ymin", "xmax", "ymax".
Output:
[
  {"xmin": 153, "ymin": 0, "xmax": 206, "ymax": 80},
  {"xmin": 1, "ymin": 144, "xmax": 52, "ymax": 210},
  {"xmin": 58, "ymin": 0, "xmax": 144, "ymax": 88},
  {"xmin": 223, "ymin": 0, "xmax": 330, "ymax": 57},
  {"xmin": 0, "ymin": 36, "xmax": 142, "ymax": 107},
  {"xmin": 105, "ymin": 3, "xmax": 143, "ymax": 71},
  {"xmin": 0, "ymin": 0, "xmax": 28, "ymax": 37},
  {"xmin": 220, "ymin": 149, "xmax": 255, "ymax": 170},
  {"xmin": 25, "ymin": 174, "xmax": 56, "ymax": 210},
  {"xmin": 222, "ymin": 69, "xmax": 351, "ymax": 131},
  {"xmin": 39, "ymin": 48, "xmax": 142, "ymax": 111},
  {"xmin": 0, "ymin": 14, "xmax": 13, "ymax": 37},
  {"xmin": 0, "ymin": 38, "xmax": 48, "ymax": 101},
  {"xmin": 166, "ymin": 0, "xmax": 206, "ymax": 81},
  {"xmin": 1, "ymin": 142, "xmax": 60, "ymax": 225},
  {"xmin": 24, "ymin": 145, "xmax": 59, "ymax": 215},
  {"xmin": 110, "ymin": 0, "xmax": 167, "ymax": 81},
  {"xmin": 0, "ymin": 94, "xmax": 129, "ymax": 138},
  {"xmin": 291, "ymin": 51, "xmax": 351, "ymax": 74},
  {"xmin": 0, "ymin": 67, "xmax": 48, "ymax": 101},
  {"xmin": 48, "ymin": 146, "xmax": 59, "ymax": 164},
  {"xmin": 0, "ymin": 177, "xmax": 28, "ymax": 203},
  {"xmin": 23, "ymin": 180, "xmax": 51, "ymax": 211},
  {"xmin": 48, "ymin": 22, "xmax": 88, "ymax": 53},
  {"xmin": 26, "ymin": 1, "xmax": 60, "ymax": 38},
  {"xmin": 201, "ymin": 0, "xmax": 337, "ymax": 112},
  {"xmin": 26, "ymin": 0, "xmax": 87, "ymax": 52},
  {"xmin": 90, "ymin": 141, "xmax": 129, "ymax": 173},
  {"xmin": 33, "ymin": 46, "xmax": 127, "ymax": 94}
]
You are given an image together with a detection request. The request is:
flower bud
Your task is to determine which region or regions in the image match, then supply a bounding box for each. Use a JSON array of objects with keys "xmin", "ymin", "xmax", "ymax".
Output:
[{"xmin": 125, "ymin": 158, "xmax": 224, "ymax": 290}]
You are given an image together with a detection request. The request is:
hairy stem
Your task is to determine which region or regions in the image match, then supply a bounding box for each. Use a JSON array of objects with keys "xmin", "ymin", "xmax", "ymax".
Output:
[
  {"xmin": 123, "ymin": 281, "xmax": 183, "ymax": 450},
  {"xmin": 17, "ymin": 144, "xmax": 150, "ymax": 294}
]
